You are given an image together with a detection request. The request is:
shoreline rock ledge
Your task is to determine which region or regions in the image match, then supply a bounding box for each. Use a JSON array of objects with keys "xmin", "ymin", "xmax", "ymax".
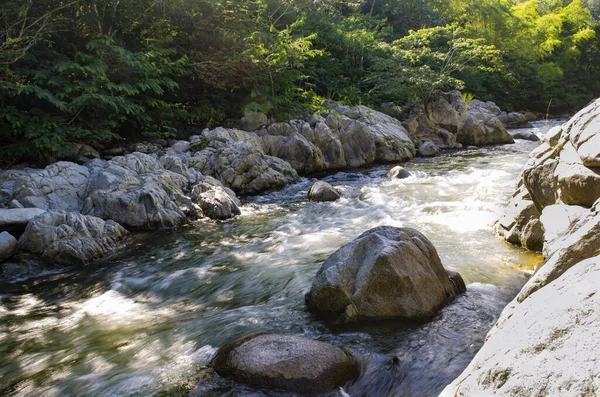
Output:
[
  {"xmin": 305, "ymin": 226, "xmax": 466, "ymax": 323},
  {"xmin": 442, "ymin": 97, "xmax": 600, "ymax": 396}
]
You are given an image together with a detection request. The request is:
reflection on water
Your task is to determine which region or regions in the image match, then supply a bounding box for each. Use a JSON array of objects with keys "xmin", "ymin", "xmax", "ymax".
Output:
[{"xmin": 0, "ymin": 122, "xmax": 557, "ymax": 397}]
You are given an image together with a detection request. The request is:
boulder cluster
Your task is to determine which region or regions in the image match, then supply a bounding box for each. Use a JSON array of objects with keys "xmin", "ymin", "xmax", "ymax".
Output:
[
  {"xmin": 1, "ymin": 97, "xmax": 528, "ymax": 275},
  {"xmin": 210, "ymin": 226, "xmax": 466, "ymax": 394},
  {"xmin": 443, "ymin": 98, "xmax": 600, "ymax": 396},
  {"xmin": 402, "ymin": 92, "xmax": 526, "ymax": 149}
]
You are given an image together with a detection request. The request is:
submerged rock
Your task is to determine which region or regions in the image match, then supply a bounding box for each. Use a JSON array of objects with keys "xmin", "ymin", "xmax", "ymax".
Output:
[
  {"xmin": 19, "ymin": 211, "xmax": 128, "ymax": 266},
  {"xmin": 305, "ymin": 226, "xmax": 464, "ymax": 323},
  {"xmin": 387, "ymin": 166, "xmax": 410, "ymax": 179},
  {"xmin": 211, "ymin": 334, "xmax": 359, "ymax": 395},
  {"xmin": 308, "ymin": 181, "xmax": 341, "ymax": 202},
  {"xmin": 0, "ymin": 232, "xmax": 18, "ymax": 261},
  {"xmin": 509, "ymin": 129, "xmax": 540, "ymax": 141}
]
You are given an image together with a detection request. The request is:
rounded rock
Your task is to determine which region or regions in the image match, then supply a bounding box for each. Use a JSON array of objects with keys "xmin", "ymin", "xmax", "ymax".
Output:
[
  {"xmin": 0, "ymin": 232, "xmax": 18, "ymax": 261},
  {"xmin": 305, "ymin": 226, "xmax": 463, "ymax": 323},
  {"xmin": 211, "ymin": 333, "xmax": 359, "ymax": 395},
  {"xmin": 387, "ymin": 166, "xmax": 410, "ymax": 179},
  {"xmin": 308, "ymin": 181, "xmax": 341, "ymax": 202}
]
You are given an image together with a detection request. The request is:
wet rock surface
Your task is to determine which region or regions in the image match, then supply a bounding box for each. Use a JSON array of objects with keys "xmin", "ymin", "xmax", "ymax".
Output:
[
  {"xmin": 19, "ymin": 211, "xmax": 128, "ymax": 266},
  {"xmin": 453, "ymin": 98, "xmax": 600, "ymax": 396},
  {"xmin": 307, "ymin": 181, "xmax": 340, "ymax": 202},
  {"xmin": 211, "ymin": 333, "xmax": 359, "ymax": 395},
  {"xmin": 305, "ymin": 226, "xmax": 464, "ymax": 323}
]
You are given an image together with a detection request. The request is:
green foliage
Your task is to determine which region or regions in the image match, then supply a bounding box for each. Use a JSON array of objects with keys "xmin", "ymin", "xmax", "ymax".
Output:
[
  {"xmin": 1, "ymin": 0, "xmax": 600, "ymax": 165},
  {"xmin": 462, "ymin": 92, "xmax": 475, "ymax": 104},
  {"xmin": 368, "ymin": 26, "xmax": 504, "ymax": 105}
]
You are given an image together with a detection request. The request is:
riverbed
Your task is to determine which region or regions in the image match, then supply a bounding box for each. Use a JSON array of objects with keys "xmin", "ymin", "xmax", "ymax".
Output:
[{"xmin": 0, "ymin": 122, "xmax": 557, "ymax": 397}]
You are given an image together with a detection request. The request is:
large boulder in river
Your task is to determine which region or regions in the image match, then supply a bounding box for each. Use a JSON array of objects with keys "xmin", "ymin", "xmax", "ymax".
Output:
[
  {"xmin": 325, "ymin": 102, "xmax": 416, "ymax": 166},
  {"xmin": 456, "ymin": 109, "xmax": 514, "ymax": 146},
  {"xmin": 19, "ymin": 211, "xmax": 128, "ymax": 266},
  {"xmin": 211, "ymin": 333, "xmax": 359, "ymax": 395},
  {"xmin": 308, "ymin": 181, "xmax": 340, "ymax": 202},
  {"xmin": 305, "ymin": 226, "xmax": 464, "ymax": 323},
  {"xmin": 509, "ymin": 129, "xmax": 540, "ymax": 141}
]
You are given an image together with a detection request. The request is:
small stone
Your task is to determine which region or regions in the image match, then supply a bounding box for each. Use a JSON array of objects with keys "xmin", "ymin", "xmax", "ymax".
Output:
[
  {"xmin": 308, "ymin": 181, "xmax": 340, "ymax": 202},
  {"xmin": 387, "ymin": 166, "xmax": 411, "ymax": 179},
  {"xmin": 0, "ymin": 232, "xmax": 18, "ymax": 261}
]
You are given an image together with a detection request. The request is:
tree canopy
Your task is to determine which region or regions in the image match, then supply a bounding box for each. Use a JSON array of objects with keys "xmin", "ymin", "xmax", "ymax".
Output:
[{"xmin": 1, "ymin": 0, "xmax": 600, "ymax": 163}]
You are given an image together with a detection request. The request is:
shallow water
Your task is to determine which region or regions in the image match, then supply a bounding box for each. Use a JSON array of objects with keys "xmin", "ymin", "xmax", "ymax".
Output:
[{"xmin": 0, "ymin": 122, "xmax": 558, "ymax": 397}]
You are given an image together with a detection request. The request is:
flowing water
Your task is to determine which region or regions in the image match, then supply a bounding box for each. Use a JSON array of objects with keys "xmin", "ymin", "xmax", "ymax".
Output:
[{"xmin": 0, "ymin": 122, "xmax": 559, "ymax": 397}]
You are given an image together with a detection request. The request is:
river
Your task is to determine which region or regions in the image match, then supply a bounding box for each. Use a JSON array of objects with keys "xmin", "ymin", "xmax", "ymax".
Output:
[{"xmin": 0, "ymin": 121, "xmax": 558, "ymax": 397}]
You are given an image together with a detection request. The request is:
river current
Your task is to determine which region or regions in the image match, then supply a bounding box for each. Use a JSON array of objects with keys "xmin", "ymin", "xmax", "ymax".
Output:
[{"xmin": 0, "ymin": 122, "xmax": 558, "ymax": 397}]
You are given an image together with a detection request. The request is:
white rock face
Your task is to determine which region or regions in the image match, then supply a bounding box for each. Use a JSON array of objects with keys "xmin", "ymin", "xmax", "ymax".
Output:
[
  {"xmin": 496, "ymin": 97, "xmax": 600, "ymax": 252},
  {"xmin": 453, "ymin": 98, "xmax": 600, "ymax": 396},
  {"xmin": 440, "ymin": 256, "xmax": 600, "ymax": 397}
]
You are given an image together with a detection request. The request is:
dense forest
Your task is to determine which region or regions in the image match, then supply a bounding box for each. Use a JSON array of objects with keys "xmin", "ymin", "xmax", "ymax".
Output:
[{"xmin": 1, "ymin": 0, "xmax": 600, "ymax": 163}]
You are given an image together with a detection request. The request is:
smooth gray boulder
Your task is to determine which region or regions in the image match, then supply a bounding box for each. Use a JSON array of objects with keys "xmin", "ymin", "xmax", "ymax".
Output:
[
  {"xmin": 259, "ymin": 122, "xmax": 326, "ymax": 173},
  {"xmin": 0, "ymin": 232, "xmax": 18, "ymax": 261},
  {"xmin": 403, "ymin": 93, "xmax": 514, "ymax": 147},
  {"xmin": 440, "ymin": 256, "xmax": 600, "ymax": 397},
  {"xmin": 387, "ymin": 166, "xmax": 411, "ymax": 179},
  {"xmin": 19, "ymin": 211, "xmax": 128, "ymax": 266},
  {"xmin": 211, "ymin": 334, "xmax": 359, "ymax": 395},
  {"xmin": 325, "ymin": 102, "xmax": 416, "ymax": 166},
  {"xmin": 518, "ymin": 201, "xmax": 600, "ymax": 302},
  {"xmin": 555, "ymin": 142, "xmax": 600, "ymax": 207},
  {"xmin": 305, "ymin": 226, "xmax": 464, "ymax": 323},
  {"xmin": 308, "ymin": 181, "xmax": 340, "ymax": 202},
  {"xmin": 468, "ymin": 99, "xmax": 502, "ymax": 116},
  {"xmin": 403, "ymin": 92, "xmax": 466, "ymax": 147},
  {"xmin": 417, "ymin": 141, "xmax": 440, "ymax": 157},
  {"xmin": 0, "ymin": 208, "xmax": 47, "ymax": 234},
  {"xmin": 540, "ymin": 204, "xmax": 587, "ymax": 257}
]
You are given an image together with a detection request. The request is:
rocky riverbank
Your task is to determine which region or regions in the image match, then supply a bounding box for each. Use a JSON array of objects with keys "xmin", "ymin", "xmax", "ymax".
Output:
[
  {"xmin": 441, "ymin": 98, "xmax": 600, "ymax": 396},
  {"xmin": 0, "ymin": 94, "xmax": 532, "ymax": 279}
]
